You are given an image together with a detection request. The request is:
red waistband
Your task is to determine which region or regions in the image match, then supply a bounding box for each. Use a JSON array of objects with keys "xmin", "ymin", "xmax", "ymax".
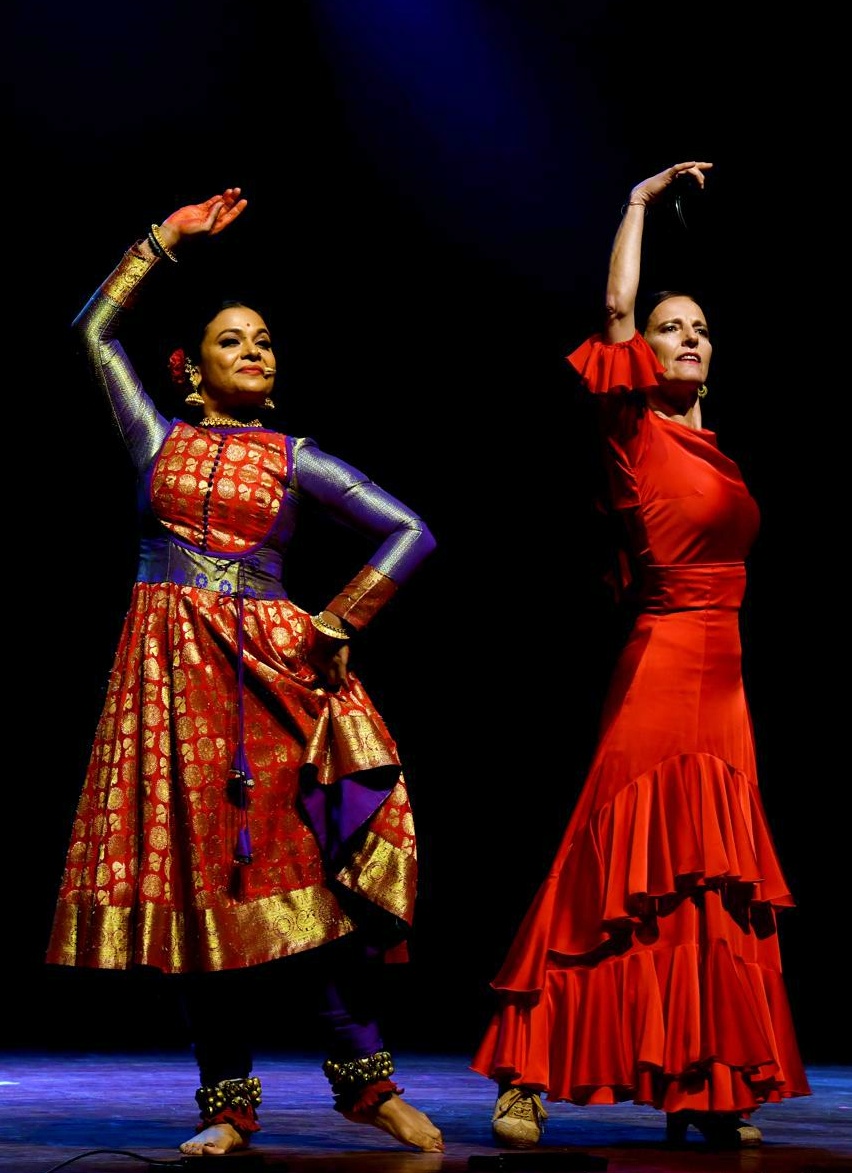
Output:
[{"xmin": 640, "ymin": 563, "xmax": 746, "ymax": 612}]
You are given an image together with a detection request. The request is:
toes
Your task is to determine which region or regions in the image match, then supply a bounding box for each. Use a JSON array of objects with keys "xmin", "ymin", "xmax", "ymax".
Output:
[{"xmin": 178, "ymin": 1122, "xmax": 244, "ymax": 1157}]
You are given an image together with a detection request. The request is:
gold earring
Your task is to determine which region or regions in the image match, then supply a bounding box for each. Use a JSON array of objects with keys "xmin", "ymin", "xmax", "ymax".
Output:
[
  {"xmin": 184, "ymin": 360, "xmax": 204, "ymax": 405},
  {"xmin": 262, "ymin": 397, "xmax": 275, "ymax": 410},
  {"xmin": 697, "ymin": 384, "xmax": 708, "ymax": 399}
]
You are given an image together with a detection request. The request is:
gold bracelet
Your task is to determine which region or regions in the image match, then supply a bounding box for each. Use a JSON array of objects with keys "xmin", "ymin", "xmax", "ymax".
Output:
[
  {"xmin": 311, "ymin": 613, "xmax": 350, "ymax": 640},
  {"xmin": 149, "ymin": 223, "xmax": 178, "ymax": 263}
]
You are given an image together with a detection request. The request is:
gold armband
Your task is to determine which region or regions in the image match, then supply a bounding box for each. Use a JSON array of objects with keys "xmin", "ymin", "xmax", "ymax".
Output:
[{"xmin": 101, "ymin": 245, "xmax": 157, "ymax": 305}]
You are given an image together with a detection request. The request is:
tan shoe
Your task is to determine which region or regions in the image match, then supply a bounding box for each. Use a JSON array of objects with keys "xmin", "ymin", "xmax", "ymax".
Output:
[
  {"xmin": 491, "ymin": 1086, "xmax": 548, "ymax": 1148},
  {"xmin": 732, "ymin": 1121, "xmax": 763, "ymax": 1147}
]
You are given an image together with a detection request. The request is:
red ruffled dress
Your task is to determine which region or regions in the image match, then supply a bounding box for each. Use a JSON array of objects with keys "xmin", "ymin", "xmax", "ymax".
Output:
[{"xmin": 471, "ymin": 332, "xmax": 811, "ymax": 1115}]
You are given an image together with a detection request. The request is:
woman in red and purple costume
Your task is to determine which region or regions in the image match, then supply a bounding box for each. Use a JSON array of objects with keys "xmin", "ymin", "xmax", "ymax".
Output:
[
  {"xmin": 472, "ymin": 161, "xmax": 811, "ymax": 1151},
  {"xmin": 46, "ymin": 188, "xmax": 443, "ymax": 1157}
]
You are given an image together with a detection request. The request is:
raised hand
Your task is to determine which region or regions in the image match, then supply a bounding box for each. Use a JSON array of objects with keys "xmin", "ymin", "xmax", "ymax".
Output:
[
  {"xmin": 157, "ymin": 188, "xmax": 248, "ymax": 250},
  {"xmin": 628, "ymin": 161, "xmax": 712, "ymax": 210}
]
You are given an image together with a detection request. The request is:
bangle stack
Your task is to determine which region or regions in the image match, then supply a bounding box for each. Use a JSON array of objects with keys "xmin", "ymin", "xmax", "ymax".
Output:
[
  {"xmin": 147, "ymin": 223, "xmax": 178, "ymax": 263},
  {"xmin": 311, "ymin": 613, "xmax": 350, "ymax": 640}
]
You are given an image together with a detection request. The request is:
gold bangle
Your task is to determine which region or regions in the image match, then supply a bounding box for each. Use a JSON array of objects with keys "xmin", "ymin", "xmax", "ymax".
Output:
[
  {"xmin": 311, "ymin": 613, "xmax": 350, "ymax": 640},
  {"xmin": 149, "ymin": 223, "xmax": 178, "ymax": 263}
]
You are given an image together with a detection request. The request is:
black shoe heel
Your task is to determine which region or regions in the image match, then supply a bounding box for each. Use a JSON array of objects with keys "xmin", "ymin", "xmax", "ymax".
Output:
[
  {"xmin": 665, "ymin": 1111, "xmax": 691, "ymax": 1144},
  {"xmin": 666, "ymin": 1110, "xmax": 762, "ymax": 1149}
]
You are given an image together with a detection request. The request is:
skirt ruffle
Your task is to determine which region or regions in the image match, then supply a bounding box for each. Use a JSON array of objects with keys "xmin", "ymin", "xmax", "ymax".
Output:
[{"xmin": 472, "ymin": 752, "xmax": 810, "ymax": 1110}]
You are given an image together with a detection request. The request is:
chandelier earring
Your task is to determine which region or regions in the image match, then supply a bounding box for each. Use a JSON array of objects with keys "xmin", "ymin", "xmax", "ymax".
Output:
[
  {"xmin": 262, "ymin": 396, "xmax": 275, "ymax": 410},
  {"xmin": 185, "ymin": 359, "xmax": 204, "ymax": 407}
]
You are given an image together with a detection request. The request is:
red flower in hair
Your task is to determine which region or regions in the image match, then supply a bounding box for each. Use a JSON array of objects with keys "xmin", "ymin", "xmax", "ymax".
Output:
[{"xmin": 168, "ymin": 348, "xmax": 188, "ymax": 388}]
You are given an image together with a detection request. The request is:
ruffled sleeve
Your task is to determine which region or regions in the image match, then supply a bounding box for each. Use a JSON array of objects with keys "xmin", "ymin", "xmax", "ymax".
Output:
[
  {"xmin": 567, "ymin": 330, "xmax": 664, "ymax": 396},
  {"xmin": 566, "ymin": 331, "xmax": 662, "ymax": 607}
]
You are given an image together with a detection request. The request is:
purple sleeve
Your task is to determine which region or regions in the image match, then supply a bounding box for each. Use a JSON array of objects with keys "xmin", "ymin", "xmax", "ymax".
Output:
[
  {"xmin": 293, "ymin": 439, "xmax": 436, "ymax": 586},
  {"xmin": 72, "ymin": 246, "xmax": 170, "ymax": 473}
]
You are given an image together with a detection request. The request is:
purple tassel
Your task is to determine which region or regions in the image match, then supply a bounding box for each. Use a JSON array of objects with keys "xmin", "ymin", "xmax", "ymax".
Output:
[
  {"xmin": 228, "ymin": 748, "xmax": 254, "ymax": 865},
  {"xmin": 228, "ymin": 746, "xmax": 255, "ymax": 806},
  {"xmin": 234, "ymin": 825, "xmax": 253, "ymax": 865},
  {"xmin": 229, "ymin": 594, "xmax": 255, "ymax": 891}
]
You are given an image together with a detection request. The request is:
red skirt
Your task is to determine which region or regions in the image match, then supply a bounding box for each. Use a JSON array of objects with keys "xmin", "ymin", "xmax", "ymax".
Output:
[
  {"xmin": 47, "ymin": 583, "xmax": 418, "ymax": 973},
  {"xmin": 472, "ymin": 576, "xmax": 810, "ymax": 1113}
]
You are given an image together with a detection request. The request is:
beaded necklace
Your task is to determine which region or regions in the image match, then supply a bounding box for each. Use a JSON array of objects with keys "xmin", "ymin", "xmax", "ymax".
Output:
[{"xmin": 198, "ymin": 414, "xmax": 264, "ymax": 428}]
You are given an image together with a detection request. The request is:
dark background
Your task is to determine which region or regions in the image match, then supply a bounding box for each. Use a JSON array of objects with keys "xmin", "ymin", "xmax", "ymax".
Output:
[{"xmin": 12, "ymin": 1, "xmax": 847, "ymax": 1065}]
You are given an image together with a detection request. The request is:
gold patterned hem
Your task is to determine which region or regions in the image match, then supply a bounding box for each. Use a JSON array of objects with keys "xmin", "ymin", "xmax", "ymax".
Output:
[
  {"xmin": 47, "ymin": 882, "xmax": 358, "ymax": 973},
  {"xmin": 336, "ymin": 829, "xmax": 417, "ymax": 923}
]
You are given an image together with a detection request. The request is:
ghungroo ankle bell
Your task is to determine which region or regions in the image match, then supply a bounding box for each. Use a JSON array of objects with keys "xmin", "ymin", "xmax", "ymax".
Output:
[
  {"xmin": 194, "ymin": 1076, "xmax": 262, "ymax": 1135},
  {"xmin": 322, "ymin": 1050, "xmax": 401, "ymax": 1116}
]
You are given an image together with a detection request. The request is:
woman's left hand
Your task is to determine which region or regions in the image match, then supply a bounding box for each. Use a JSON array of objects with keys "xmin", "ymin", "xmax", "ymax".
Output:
[
  {"xmin": 308, "ymin": 638, "xmax": 351, "ymax": 690},
  {"xmin": 158, "ymin": 188, "xmax": 248, "ymax": 250},
  {"xmin": 627, "ymin": 161, "xmax": 712, "ymax": 210}
]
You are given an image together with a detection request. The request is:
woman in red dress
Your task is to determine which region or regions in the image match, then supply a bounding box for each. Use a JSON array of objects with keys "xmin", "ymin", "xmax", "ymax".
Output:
[
  {"xmin": 46, "ymin": 188, "xmax": 443, "ymax": 1157},
  {"xmin": 471, "ymin": 161, "xmax": 811, "ymax": 1150}
]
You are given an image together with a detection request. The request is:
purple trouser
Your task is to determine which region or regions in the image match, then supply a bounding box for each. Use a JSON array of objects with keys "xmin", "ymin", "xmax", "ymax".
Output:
[{"xmin": 180, "ymin": 934, "xmax": 385, "ymax": 1087}]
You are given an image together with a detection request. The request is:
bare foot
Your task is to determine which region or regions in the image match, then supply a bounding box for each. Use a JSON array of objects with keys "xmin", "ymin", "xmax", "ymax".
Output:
[
  {"xmin": 342, "ymin": 1093, "xmax": 444, "ymax": 1152},
  {"xmin": 179, "ymin": 1122, "xmax": 247, "ymax": 1156}
]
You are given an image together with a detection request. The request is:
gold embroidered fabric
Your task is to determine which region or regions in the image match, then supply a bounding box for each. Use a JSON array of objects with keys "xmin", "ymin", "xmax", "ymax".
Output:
[
  {"xmin": 47, "ymin": 431, "xmax": 421, "ymax": 974},
  {"xmin": 49, "ymin": 250, "xmax": 430, "ymax": 976},
  {"xmin": 327, "ymin": 566, "xmax": 399, "ymax": 631},
  {"xmin": 47, "ymin": 584, "xmax": 420, "ymax": 973},
  {"xmin": 101, "ymin": 245, "xmax": 157, "ymax": 306}
]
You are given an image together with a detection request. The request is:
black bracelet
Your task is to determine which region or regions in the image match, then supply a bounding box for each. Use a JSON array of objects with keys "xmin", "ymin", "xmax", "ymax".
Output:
[
  {"xmin": 146, "ymin": 229, "xmax": 165, "ymax": 259},
  {"xmin": 148, "ymin": 223, "xmax": 179, "ymax": 263}
]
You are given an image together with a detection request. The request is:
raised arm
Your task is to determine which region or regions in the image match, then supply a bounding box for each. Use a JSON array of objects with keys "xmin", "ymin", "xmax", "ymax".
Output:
[
  {"xmin": 72, "ymin": 248, "xmax": 171, "ymax": 472},
  {"xmin": 603, "ymin": 161, "xmax": 713, "ymax": 345},
  {"xmin": 71, "ymin": 189, "xmax": 248, "ymax": 472}
]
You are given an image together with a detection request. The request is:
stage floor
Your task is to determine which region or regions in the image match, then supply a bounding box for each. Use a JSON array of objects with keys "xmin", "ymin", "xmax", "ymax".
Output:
[{"xmin": 2, "ymin": 1051, "xmax": 850, "ymax": 1173}]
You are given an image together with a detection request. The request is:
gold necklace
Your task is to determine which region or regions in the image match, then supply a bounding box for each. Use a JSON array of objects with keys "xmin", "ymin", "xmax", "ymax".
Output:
[{"xmin": 198, "ymin": 414, "xmax": 264, "ymax": 429}]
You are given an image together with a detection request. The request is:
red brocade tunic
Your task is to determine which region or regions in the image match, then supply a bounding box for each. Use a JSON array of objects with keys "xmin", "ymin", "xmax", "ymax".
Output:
[
  {"xmin": 47, "ymin": 246, "xmax": 435, "ymax": 975},
  {"xmin": 471, "ymin": 332, "xmax": 811, "ymax": 1114}
]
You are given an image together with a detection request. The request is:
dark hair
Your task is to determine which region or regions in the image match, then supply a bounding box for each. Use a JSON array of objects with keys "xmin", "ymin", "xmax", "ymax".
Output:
[
  {"xmin": 187, "ymin": 299, "xmax": 256, "ymax": 359},
  {"xmin": 167, "ymin": 299, "xmax": 266, "ymax": 391},
  {"xmin": 637, "ymin": 288, "xmax": 706, "ymax": 334}
]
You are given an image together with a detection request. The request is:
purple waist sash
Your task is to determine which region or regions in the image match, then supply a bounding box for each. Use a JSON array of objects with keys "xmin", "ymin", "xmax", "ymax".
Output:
[{"xmin": 136, "ymin": 537, "xmax": 287, "ymax": 599}]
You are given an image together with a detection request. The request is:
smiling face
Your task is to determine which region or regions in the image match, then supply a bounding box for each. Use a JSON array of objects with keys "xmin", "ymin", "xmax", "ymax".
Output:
[
  {"xmin": 196, "ymin": 304, "xmax": 276, "ymax": 413},
  {"xmin": 644, "ymin": 295, "xmax": 711, "ymax": 405}
]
